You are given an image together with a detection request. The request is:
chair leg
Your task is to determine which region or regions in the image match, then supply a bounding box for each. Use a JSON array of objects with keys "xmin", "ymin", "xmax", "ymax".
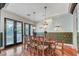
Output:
[{"xmin": 0, "ymin": 51, "xmax": 1, "ymax": 53}]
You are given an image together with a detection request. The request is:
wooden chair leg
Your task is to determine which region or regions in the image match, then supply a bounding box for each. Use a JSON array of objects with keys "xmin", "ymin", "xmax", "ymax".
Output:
[
  {"xmin": 0, "ymin": 50, "xmax": 1, "ymax": 53},
  {"xmin": 0, "ymin": 51, "xmax": 1, "ymax": 53}
]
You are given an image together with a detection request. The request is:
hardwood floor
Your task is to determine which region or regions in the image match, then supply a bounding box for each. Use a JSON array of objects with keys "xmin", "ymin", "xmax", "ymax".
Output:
[
  {"xmin": 0, "ymin": 44, "xmax": 78, "ymax": 56},
  {"xmin": 0, "ymin": 44, "xmax": 30, "ymax": 56}
]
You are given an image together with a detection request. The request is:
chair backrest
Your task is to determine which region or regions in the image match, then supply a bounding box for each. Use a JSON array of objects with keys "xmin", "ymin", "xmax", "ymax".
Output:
[{"xmin": 52, "ymin": 40, "xmax": 63, "ymax": 56}]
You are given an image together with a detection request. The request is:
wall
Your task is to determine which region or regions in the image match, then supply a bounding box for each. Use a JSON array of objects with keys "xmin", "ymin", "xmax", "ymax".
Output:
[
  {"xmin": 73, "ymin": 5, "xmax": 78, "ymax": 50},
  {"xmin": 77, "ymin": 4, "xmax": 79, "ymax": 50},
  {"xmin": 36, "ymin": 13, "xmax": 73, "ymax": 32},
  {"xmin": 46, "ymin": 32, "xmax": 72, "ymax": 44},
  {"xmin": 0, "ymin": 10, "xmax": 35, "ymax": 48},
  {"xmin": 36, "ymin": 13, "xmax": 73, "ymax": 44}
]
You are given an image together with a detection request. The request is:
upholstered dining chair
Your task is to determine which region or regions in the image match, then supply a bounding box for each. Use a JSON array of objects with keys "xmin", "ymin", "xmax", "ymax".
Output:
[
  {"xmin": 51, "ymin": 40, "xmax": 59, "ymax": 56},
  {"xmin": 53, "ymin": 40, "xmax": 64, "ymax": 56}
]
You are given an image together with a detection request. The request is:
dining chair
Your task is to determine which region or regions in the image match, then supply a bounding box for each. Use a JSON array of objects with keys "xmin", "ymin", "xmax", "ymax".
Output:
[
  {"xmin": 53, "ymin": 40, "xmax": 64, "ymax": 56},
  {"xmin": 36, "ymin": 36, "xmax": 45, "ymax": 56}
]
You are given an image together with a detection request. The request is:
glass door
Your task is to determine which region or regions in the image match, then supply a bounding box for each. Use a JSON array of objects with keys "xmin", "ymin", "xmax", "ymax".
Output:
[
  {"xmin": 4, "ymin": 18, "xmax": 23, "ymax": 47},
  {"xmin": 30, "ymin": 25, "xmax": 33, "ymax": 36},
  {"xmin": 5, "ymin": 18, "xmax": 14, "ymax": 47},
  {"xmin": 24, "ymin": 24, "xmax": 33, "ymax": 37},
  {"xmin": 24, "ymin": 23, "xmax": 29, "ymax": 36},
  {"xmin": 16, "ymin": 21, "xmax": 23, "ymax": 43}
]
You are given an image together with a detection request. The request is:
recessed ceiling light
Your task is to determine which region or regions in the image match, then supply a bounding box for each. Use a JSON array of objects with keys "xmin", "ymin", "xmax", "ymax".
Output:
[
  {"xmin": 27, "ymin": 14, "xmax": 31, "ymax": 16},
  {"xmin": 33, "ymin": 12, "xmax": 36, "ymax": 14}
]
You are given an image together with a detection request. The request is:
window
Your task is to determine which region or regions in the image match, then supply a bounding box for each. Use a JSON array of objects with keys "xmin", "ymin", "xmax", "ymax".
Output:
[
  {"xmin": 24, "ymin": 23, "xmax": 29, "ymax": 36},
  {"xmin": 30, "ymin": 25, "xmax": 33, "ymax": 36}
]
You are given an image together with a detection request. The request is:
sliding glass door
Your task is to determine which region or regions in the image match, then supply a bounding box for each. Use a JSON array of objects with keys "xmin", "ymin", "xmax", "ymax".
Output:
[
  {"xmin": 5, "ymin": 19, "xmax": 14, "ymax": 46},
  {"xmin": 4, "ymin": 18, "xmax": 23, "ymax": 47},
  {"xmin": 24, "ymin": 24, "xmax": 33, "ymax": 37},
  {"xmin": 30, "ymin": 25, "xmax": 33, "ymax": 36},
  {"xmin": 16, "ymin": 21, "xmax": 23, "ymax": 43},
  {"xmin": 24, "ymin": 23, "xmax": 29, "ymax": 36}
]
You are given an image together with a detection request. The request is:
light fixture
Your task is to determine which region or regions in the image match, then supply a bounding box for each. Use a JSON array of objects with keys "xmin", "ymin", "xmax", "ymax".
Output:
[
  {"xmin": 33, "ymin": 11, "xmax": 36, "ymax": 20},
  {"xmin": 54, "ymin": 25, "xmax": 63, "ymax": 31},
  {"xmin": 32, "ymin": 12, "xmax": 36, "ymax": 32},
  {"xmin": 33, "ymin": 12, "xmax": 36, "ymax": 14},
  {"xmin": 43, "ymin": 6, "xmax": 48, "ymax": 30},
  {"xmin": 33, "ymin": 26, "xmax": 36, "ymax": 30},
  {"xmin": 27, "ymin": 14, "xmax": 31, "ymax": 16}
]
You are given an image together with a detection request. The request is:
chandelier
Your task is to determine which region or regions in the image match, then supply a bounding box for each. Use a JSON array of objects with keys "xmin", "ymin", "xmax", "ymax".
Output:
[
  {"xmin": 32, "ymin": 11, "xmax": 36, "ymax": 30},
  {"xmin": 43, "ymin": 6, "xmax": 48, "ymax": 30}
]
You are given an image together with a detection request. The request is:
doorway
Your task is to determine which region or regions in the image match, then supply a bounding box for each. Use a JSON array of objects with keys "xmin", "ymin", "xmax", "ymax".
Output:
[{"xmin": 4, "ymin": 18, "xmax": 23, "ymax": 48}]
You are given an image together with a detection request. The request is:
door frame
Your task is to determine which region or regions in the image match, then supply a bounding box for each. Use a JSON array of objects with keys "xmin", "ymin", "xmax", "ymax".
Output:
[
  {"xmin": 15, "ymin": 20, "xmax": 23, "ymax": 45},
  {"xmin": 24, "ymin": 23, "xmax": 30, "ymax": 36},
  {"xmin": 4, "ymin": 18, "xmax": 23, "ymax": 48}
]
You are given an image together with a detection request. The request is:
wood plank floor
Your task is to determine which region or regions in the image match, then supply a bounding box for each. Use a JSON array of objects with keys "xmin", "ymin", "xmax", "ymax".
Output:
[
  {"xmin": 0, "ymin": 44, "xmax": 30, "ymax": 56},
  {"xmin": 0, "ymin": 44, "xmax": 78, "ymax": 56}
]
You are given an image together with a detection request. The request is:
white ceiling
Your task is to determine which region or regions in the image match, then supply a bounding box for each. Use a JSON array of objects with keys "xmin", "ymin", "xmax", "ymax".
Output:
[{"xmin": 4, "ymin": 3, "xmax": 69, "ymax": 22}]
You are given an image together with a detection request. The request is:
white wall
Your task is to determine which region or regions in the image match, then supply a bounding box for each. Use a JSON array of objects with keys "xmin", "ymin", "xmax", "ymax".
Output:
[
  {"xmin": 0, "ymin": 10, "xmax": 35, "ymax": 48},
  {"xmin": 77, "ymin": 4, "xmax": 79, "ymax": 32},
  {"xmin": 73, "ymin": 6, "xmax": 78, "ymax": 50},
  {"xmin": 36, "ymin": 13, "xmax": 73, "ymax": 32}
]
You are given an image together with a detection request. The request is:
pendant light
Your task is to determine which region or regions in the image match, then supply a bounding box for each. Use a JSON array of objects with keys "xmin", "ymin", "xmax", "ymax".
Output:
[
  {"xmin": 33, "ymin": 12, "xmax": 36, "ymax": 31},
  {"xmin": 43, "ymin": 6, "xmax": 48, "ymax": 31}
]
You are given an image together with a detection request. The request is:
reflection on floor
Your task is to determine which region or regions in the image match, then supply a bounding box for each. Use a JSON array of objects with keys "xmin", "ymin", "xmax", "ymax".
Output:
[
  {"xmin": 0, "ymin": 44, "xmax": 30, "ymax": 56},
  {"xmin": 0, "ymin": 44, "xmax": 78, "ymax": 56}
]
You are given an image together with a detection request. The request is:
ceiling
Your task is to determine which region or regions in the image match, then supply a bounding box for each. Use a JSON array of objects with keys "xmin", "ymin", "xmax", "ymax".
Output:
[{"xmin": 4, "ymin": 3, "xmax": 69, "ymax": 22}]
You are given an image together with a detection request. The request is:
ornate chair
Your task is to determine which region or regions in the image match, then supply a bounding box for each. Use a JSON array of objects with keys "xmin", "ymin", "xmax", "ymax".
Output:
[
  {"xmin": 53, "ymin": 40, "xmax": 64, "ymax": 56},
  {"xmin": 44, "ymin": 38, "xmax": 57, "ymax": 56},
  {"xmin": 36, "ymin": 36, "xmax": 45, "ymax": 56}
]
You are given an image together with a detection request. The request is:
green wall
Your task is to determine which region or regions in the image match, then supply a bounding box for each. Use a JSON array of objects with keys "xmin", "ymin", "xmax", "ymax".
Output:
[
  {"xmin": 37, "ymin": 32, "xmax": 72, "ymax": 44},
  {"xmin": 77, "ymin": 32, "xmax": 79, "ymax": 48},
  {"xmin": 0, "ymin": 32, "xmax": 3, "ymax": 47},
  {"xmin": 36, "ymin": 32, "xmax": 44, "ymax": 36}
]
